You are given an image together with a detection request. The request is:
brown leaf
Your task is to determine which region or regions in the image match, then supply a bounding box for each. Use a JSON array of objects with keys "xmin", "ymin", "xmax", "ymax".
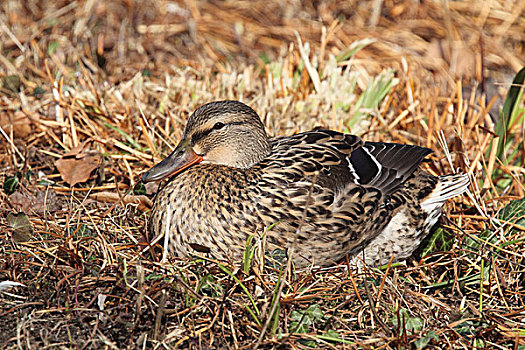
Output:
[
  {"xmin": 90, "ymin": 192, "xmax": 153, "ymax": 212},
  {"xmin": 63, "ymin": 140, "xmax": 90, "ymax": 158},
  {"xmin": 452, "ymin": 45, "xmax": 475, "ymax": 79},
  {"xmin": 0, "ymin": 111, "xmax": 32, "ymax": 138},
  {"xmin": 7, "ymin": 212, "xmax": 33, "ymax": 242},
  {"xmin": 10, "ymin": 190, "xmax": 61, "ymax": 214},
  {"xmin": 55, "ymin": 154, "xmax": 102, "ymax": 186},
  {"xmin": 425, "ymin": 39, "xmax": 475, "ymax": 79}
]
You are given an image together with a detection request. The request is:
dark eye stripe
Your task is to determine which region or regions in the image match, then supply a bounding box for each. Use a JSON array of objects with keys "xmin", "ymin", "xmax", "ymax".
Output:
[{"xmin": 191, "ymin": 130, "xmax": 209, "ymax": 145}]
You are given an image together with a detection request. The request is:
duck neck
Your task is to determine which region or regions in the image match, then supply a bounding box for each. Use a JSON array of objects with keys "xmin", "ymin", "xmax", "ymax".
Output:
[{"xmin": 233, "ymin": 131, "xmax": 272, "ymax": 168}]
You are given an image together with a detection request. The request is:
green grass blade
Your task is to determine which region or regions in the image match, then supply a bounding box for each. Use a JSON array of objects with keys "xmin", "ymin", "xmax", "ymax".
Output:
[
  {"xmin": 105, "ymin": 123, "xmax": 143, "ymax": 149},
  {"xmin": 216, "ymin": 262, "xmax": 261, "ymax": 324},
  {"xmin": 495, "ymin": 66, "xmax": 525, "ymax": 159}
]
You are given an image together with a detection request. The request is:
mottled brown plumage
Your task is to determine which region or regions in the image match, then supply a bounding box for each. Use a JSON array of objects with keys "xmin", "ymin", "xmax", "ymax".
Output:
[{"xmin": 143, "ymin": 101, "xmax": 469, "ymax": 268}]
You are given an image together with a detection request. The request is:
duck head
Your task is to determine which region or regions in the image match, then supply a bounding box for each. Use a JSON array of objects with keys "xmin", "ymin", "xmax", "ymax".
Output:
[{"xmin": 142, "ymin": 100, "xmax": 272, "ymax": 182}]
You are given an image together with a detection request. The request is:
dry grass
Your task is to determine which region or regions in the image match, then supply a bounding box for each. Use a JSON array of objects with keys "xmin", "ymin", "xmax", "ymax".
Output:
[{"xmin": 1, "ymin": 1, "xmax": 524, "ymax": 349}]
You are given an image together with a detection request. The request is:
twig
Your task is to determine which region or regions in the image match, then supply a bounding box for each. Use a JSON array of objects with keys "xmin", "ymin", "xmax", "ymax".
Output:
[{"xmin": 362, "ymin": 268, "xmax": 392, "ymax": 337}]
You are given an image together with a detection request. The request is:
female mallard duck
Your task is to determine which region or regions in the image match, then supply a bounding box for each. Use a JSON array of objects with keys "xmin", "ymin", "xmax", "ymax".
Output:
[{"xmin": 142, "ymin": 100, "xmax": 468, "ymax": 268}]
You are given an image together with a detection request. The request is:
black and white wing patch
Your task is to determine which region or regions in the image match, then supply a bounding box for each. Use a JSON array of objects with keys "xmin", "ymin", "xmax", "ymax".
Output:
[
  {"xmin": 266, "ymin": 129, "xmax": 432, "ymax": 196},
  {"xmin": 348, "ymin": 142, "xmax": 433, "ymax": 194}
]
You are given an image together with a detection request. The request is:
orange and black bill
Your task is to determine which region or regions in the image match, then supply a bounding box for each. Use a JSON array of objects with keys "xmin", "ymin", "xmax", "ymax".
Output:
[{"xmin": 142, "ymin": 140, "xmax": 203, "ymax": 183}]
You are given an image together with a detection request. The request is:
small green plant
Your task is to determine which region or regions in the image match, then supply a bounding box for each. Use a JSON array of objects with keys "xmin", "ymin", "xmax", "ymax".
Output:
[
  {"xmin": 390, "ymin": 308, "xmax": 424, "ymax": 335},
  {"xmin": 242, "ymin": 235, "xmax": 257, "ymax": 274},
  {"xmin": 268, "ymin": 37, "xmax": 396, "ymax": 136},
  {"xmin": 347, "ymin": 69, "xmax": 396, "ymax": 131},
  {"xmin": 47, "ymin": 40, "xmax": 59, "ymax": 54},
  {"xmin": 268, "ymin": 268, "xmax": 283, "ymax": 335},
  {"xmin": 216, "ymin": 261, "xmax": 261, "ymax": 326},
  {"xmin": 488, "ymin": 67, "xmax": 525, "ymax": 189},
  {"xmin": 3, "ymin": 171, "xmax": 29, "ymax": 195},
  {"xmin": 422, "ymin": 227, "xmax": 453, "ymax": 257},
  {"xmin": 289, "ymin": 304, "xmax": 324, "ymax": 347},
  {"xmin": 414, "ymin": 331, "xmax": 439, "ymax": 349},
  {"xmin": 463, "ymin": 229, "xmax": 497, "ymax": 258},
  {"xmin": 105, "ymin": 123, "xmax": 143, "ymax": 150},
  {"xmin": 390, "ymin": 308, "xmax": 440, "ymax": 348},
  {"xmin": 76, "ymin": 224, "xmax": 93, "ymax": 237},
  {"xmin": 3, "ymin": 174, "xmax": 21, "ymax": 195},
  {"xmin": 196, "ymin": 274, "xmax": 224, "ymax": 298},
  {"xmin": 286, "ymin": 304, "xmax": 352, "ymax": 347},
  {"xmin": 453, "ymin": 318, "xmax": 491, "ymax": 348},
  {"xmin": 133, "ymin": 182, "xmax": 147, "ymax": 195},
  {"xmin": 318, "ymin": 329, "xmax": 342, "ymax": 343},
  {"xmin": 498, "ymin": 197, "xmax": 525, "ymax": 235},
  {"xmin": 495, "ymin": 67, "xmax": 525, "ymax": 161},
  {"xmin": 33, "ymin": 86, "xmax": 45, "ymax": 95},
  {"xmin": 290, "ymin": 304, "xmax": 324, "ymax": 334}
]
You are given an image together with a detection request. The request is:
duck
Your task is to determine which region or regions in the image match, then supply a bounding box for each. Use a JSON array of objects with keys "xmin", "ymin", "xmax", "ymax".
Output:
[{"xmin": 142, "ymin": 100, "xmax": 469, "ymax": 268}]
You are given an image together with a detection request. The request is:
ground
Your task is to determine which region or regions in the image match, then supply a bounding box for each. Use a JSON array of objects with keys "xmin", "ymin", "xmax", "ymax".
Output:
[{"xmin": 1, "ymin": 1, "xmax": 524, "ymax": 349}]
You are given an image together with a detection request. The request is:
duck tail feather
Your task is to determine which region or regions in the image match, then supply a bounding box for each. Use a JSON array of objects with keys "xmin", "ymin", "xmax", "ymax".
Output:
[{"xmin": 421, "ymin": 173, "xmax": 469, "ymax": 211}]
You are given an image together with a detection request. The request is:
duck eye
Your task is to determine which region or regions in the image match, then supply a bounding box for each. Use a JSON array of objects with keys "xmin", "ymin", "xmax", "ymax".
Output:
[{"xmin": 213, "ymin": 122, "xmax": 225, "ymax": 130}]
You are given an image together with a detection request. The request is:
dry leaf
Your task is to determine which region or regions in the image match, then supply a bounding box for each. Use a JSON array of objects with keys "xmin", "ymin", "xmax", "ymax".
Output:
[
  {"xmin": 91, "ymin": 192, "xmax": 153, "ymax": 212},
  {"xmin": 426, "ymin": 39, "xmax": 475, "ymax": 79},
  {"xmin": 0, "ymin": 111, "xmax": 32, "ymax": 138},
  {"xmin": 7, "ymin": 212, "xmax": 33, "ymax": 242},
  {"xmin": 55, "ymin": 154, "xmax": 102, "ymax": 186},
  {"xmin": 63, "ymin": 140, "xmax": 90, "ymax": 158},
  {"xmin": 10, "ymin": 190, "xmax": 61, "ymax": 214},
  {"xmin": 452, "ymin": 45, "xmax": 475, "ymax": 79}
]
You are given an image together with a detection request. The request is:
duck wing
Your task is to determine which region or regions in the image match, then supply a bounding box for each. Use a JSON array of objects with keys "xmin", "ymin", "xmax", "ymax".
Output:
[
  {"xmin": 266, "ymin": 129, "xmax": 432, "ymax": 195},
  {"xmin": 350, "ymin": 141, "xmax": 433, "ymax": 194}
]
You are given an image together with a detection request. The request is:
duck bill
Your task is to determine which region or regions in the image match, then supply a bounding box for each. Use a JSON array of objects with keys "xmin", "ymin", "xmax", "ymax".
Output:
[{"xmin": 141, "ymin": 141, "xmax": 203, "ymax": 183}]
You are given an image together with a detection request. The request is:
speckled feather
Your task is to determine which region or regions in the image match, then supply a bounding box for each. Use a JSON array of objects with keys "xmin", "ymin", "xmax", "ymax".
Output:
[{"xmin": 146, "ymin": 101, "xmax": 469, "ymax": 268}]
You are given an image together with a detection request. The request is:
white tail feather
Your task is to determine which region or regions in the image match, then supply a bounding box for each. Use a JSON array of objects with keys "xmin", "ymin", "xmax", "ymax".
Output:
[{"xmin": 421, "ymin": 173, "xmax": 469, "ymax": 213}]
